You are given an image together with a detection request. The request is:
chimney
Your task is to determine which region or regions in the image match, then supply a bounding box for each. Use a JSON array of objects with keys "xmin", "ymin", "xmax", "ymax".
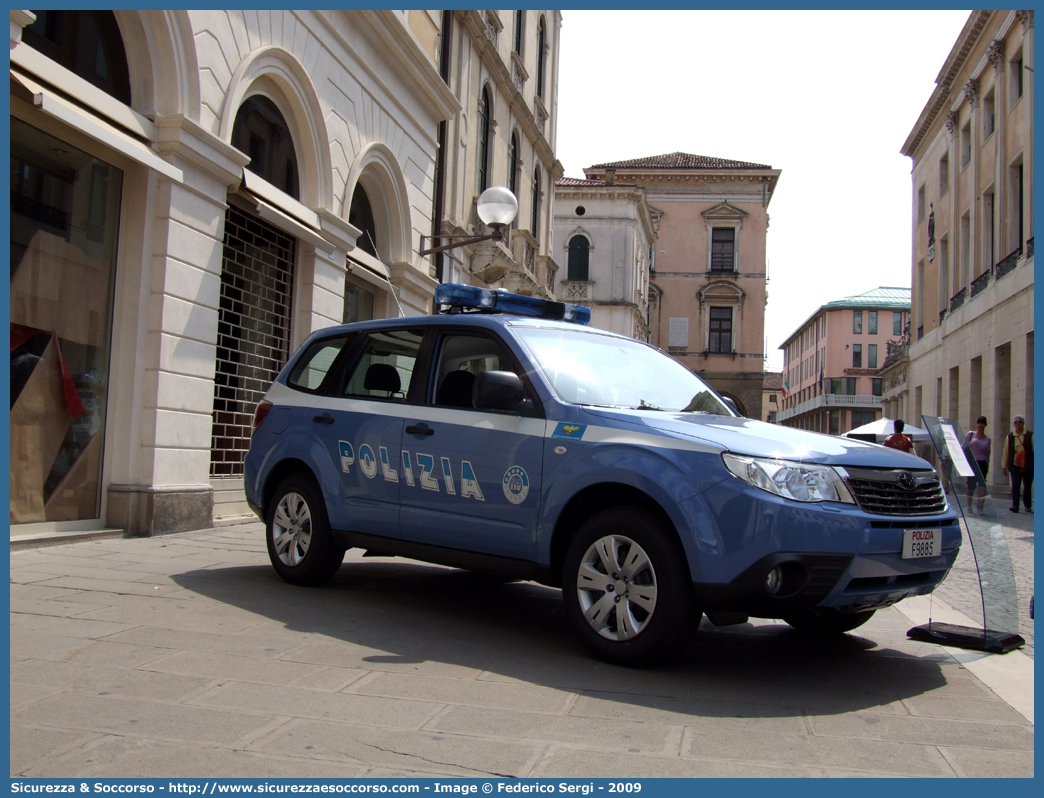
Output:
[{"xmin": 604, "ymin": 168, "xmax": 616, "ymax": 186}]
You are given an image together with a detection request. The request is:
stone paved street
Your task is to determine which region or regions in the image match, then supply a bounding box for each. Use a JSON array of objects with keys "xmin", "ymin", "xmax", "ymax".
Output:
[{"xmin": 10, "ymin": 524, "xmax": 1034, "ymax": 778}]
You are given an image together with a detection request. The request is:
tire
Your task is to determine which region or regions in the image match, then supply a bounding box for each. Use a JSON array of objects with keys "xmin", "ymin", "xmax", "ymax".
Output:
[
  {"xmin": 562, "ymin": 507, "xmax": 700, "ymax": 667},
  {"xmin": 782, "ymin": 609, "xmax": 875, "ymax": 635},
  {"xmin": 265, "ymin": 473, "xmax": 345, "ymax": 587}
]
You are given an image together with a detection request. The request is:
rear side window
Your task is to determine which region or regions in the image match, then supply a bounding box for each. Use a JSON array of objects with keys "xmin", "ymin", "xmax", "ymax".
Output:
[
  {"xmin": 342, "ymin": 329, "xmax": 424, "ymax": 402},
  {"xmin": 287, "ymin": 334, "xmax": 354, "ymax": 392}
]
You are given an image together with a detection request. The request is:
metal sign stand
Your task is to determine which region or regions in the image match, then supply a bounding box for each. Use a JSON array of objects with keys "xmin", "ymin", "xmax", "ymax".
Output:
[{"xmin": 906, "ymin": 416, "xmax": 1025, "ymax": 654}]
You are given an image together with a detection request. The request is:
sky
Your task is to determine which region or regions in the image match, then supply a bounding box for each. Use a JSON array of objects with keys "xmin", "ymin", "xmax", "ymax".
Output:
[{"xmin": 555, "ymin": 9, "xmax": 972, "ymax": 372}]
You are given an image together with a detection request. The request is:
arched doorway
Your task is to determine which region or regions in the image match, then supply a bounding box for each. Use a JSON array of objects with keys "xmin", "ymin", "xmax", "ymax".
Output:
[{"xmin": 210, "ymin": 96, "xmax": 300, "ymax": 478}]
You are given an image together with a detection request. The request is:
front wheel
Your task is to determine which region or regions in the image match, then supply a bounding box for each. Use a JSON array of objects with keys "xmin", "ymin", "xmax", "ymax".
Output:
[
  {"xmin": 265, "ymin": 473, "xmax": 344, "ymax": 586},
  {"xmin": 562, "ymin": 507, "xmax": 700, "ymax": 666},
  {"xmin": 782, "ymin": 609, "xmax": 875, "ymax": 635}
]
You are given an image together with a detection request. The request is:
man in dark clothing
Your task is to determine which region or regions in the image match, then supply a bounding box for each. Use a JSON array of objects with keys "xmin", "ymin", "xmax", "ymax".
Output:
[{"xmin": 1001, "ymin": 415, "xmax": 1033, "ymax": 512}]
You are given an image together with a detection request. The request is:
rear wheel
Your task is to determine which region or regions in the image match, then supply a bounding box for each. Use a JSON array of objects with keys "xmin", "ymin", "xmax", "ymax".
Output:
[
  {"xmin": 562, "ymin": 507, "xmax": 700, "ymax": 666},
  {"xmin": 265, "ymin": 473, "xmax": 344, "ymax": 586},
  {"xmin": 782, "ymin": 609, "xmax": 875, "ymax": 635}
]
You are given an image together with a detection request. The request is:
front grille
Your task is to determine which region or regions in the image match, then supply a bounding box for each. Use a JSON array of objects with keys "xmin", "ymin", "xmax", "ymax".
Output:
[{"xmin": 842, "ymin": 468, "xmax": 947, "ymax": 516}]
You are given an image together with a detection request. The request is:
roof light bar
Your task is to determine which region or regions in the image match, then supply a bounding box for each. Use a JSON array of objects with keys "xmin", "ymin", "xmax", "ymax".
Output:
[{"xmin": 435, "ymin": 284, "xmax": 591, "ymax": 325}]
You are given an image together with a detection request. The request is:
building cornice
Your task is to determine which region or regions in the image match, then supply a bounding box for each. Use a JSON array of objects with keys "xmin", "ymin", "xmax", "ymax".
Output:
[
  {"xmin": 901, "ymin": 9, "xmax": 993, "ymax": 157},
  {"xmin": 554, "ymin": 182, "xmax": 659, "ymax": 243}
]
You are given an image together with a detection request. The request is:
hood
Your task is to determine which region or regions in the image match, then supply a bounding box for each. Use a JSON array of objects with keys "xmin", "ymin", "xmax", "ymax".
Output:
[{"xmin": 581, "ymin": 407, "xmax": 933, "ymax": 469}]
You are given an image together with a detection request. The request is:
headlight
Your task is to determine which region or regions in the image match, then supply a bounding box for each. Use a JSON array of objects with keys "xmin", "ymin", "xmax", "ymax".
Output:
[{"xmin": 722, "ymin": 453, "xmax": 855, "ymax": 504}]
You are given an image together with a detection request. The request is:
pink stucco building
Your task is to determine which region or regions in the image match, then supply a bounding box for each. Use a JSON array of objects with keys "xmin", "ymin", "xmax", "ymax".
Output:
[{"xmin": 777, "ymin": 287, "xmax": 911, "ymax": 435}]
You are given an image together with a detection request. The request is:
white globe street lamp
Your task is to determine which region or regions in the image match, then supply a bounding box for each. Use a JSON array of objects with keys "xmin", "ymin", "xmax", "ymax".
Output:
[{"xmin": 419, "ymin": 186, "xmax": 518, "ymax": 257}]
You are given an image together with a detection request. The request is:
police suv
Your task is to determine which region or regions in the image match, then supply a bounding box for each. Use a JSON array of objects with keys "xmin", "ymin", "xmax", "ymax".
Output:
[{"xmin": 244, "ymin": 284, "xmax": 960, "ymax": 666}]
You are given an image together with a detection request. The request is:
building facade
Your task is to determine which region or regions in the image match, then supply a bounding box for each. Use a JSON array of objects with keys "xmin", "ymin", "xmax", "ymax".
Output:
[
  {"xmin": 8, "ymin": 9, "xmax": 561, "ymax": 538},
  {"xmin": 433, "ymin": 10, "xmax": 563, "ymax": 300},
  {"xmin": 762, "ymin": 372, "xmax": 782, "ymax": 423},
  {"xmin": 552, "ymin": 175, "xmax": 659, "ymax": 339},
  {"xmin": 580, "ymin": 153, "xmax": 780, "ymax": 419},
  {"xmin": 900, "ymin": 9, "xmax": 1034, "ymax": 481},
  {"xmin": 777, "ymin": 288, "xmax": 911, "ymax": 435}
]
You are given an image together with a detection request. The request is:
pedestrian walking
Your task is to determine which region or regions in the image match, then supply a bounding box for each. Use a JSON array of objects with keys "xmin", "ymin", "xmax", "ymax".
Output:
[
  {"xmin": 1001, "ymin": 414, "xmax": 1033, "ymax": 513},
  {"xmin": 882, "ymin": 419, "xmax": 914, "ymax": 453},
  {"xmin": 963, "ymin": 416, "xmax": 991, "ymax": 516}
]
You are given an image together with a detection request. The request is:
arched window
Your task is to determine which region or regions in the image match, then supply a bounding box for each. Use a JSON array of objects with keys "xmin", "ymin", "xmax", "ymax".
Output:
[
  {"xmin": 23, "ymin": 10, "xmax": 130, "ymax": 104},
  {"xmin": 531, "ymin": 167, "xmax": 541, "ymax": 237},
  {"xmin": 478, "ymin": 87, "xmax": 491, "ymax": 193},
  {"xmin": 567, "ymin": 236, "xmax": 589, "ymax": 281},
  {"xmin": 231, "ymin": 95, "xmax": 300, "ymax": 200},
  {"xmin": 536, "ymin": 17, "xmax": 547, "ymax": 98},
  {"xmin": 348, "ymin": 185, "xmax": 378, "ymax": 257},
  {"xmin": 514, "ymin": 9, "xmax": 523, "ymax": 54},
  {"xmin": 508, "ymin": 133, "xmax": 519, "ymax": 197}
]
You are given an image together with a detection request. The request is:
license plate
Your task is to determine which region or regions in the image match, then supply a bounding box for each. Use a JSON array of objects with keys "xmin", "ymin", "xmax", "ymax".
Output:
[{"xmin": 902, "ymin": 528, "xmax": 939, "ymax": 559}]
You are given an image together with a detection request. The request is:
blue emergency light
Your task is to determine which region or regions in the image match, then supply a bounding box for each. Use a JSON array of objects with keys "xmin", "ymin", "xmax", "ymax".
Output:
[{"xmin": 434, "ymin": 283, "xmax": 591, "ymax": 325}]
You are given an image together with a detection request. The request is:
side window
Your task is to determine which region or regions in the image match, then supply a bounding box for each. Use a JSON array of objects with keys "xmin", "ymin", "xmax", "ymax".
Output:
[
  {"xmin": 287, "ymin": 334, "xmax": 355, "ymax": 392},
  {"xmin": 342, "ymin": 329, "xmax": 423, "ymax": 401},
  {"xmin": 431, "ymin": 334, "xmax": 517, "ymax": 409}
]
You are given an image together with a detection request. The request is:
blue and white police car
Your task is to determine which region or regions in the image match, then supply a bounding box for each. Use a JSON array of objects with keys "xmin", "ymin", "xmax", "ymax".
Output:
[{"xmin": 244, "ymin": 284, "xmax": 960, "ymax": 666}]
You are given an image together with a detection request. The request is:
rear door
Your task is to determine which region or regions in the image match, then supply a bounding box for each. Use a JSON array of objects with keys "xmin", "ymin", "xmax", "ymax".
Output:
[
  {"xmin": 400, "ymin": 329, "xmax": 544, "ymax": 560},
  {"xmin": 312, "ymin": 327, "xmax": 425, "ymax": 538}
]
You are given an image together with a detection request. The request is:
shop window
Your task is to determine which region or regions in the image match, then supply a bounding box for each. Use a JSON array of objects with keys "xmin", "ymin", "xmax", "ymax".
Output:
[
  {"xmin": 231, "ymin": 95, "xmax": 300, "ymax": 200},
  {"xmin": 343, "ymin": 282, "xmax": 374, "ymax": 325},
  {"xmin": 23, "ymin": 10, "xmax": 130, "ymax": 104},
  {"xmin": 10, "ymin": 118, "xmax": 122, "ymax": 524}
]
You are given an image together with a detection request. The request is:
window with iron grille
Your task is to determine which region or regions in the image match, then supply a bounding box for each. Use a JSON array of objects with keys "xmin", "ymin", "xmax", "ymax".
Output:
[
  {"xmin": 211, "ymin": 204, "xmax": 296, "ymax": 477},
  {"xmin": 708, "ymin": 307, "xmax": 732, "ymax": 353},
  {"xmin": 710, "ymin": 228, "xmax": 735, "ymax": 271}
]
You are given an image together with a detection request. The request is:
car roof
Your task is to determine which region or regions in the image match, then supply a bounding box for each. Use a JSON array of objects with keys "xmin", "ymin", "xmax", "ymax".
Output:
[{"xmin": 308, "ymin": 312, "xmax": 636, "ymax": 341}]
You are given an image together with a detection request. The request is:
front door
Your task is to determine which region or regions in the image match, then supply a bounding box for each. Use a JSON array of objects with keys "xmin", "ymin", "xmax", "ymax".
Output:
[{"xmin": 399, "ymin": 330, "xmax": 544, "ymax": 560}]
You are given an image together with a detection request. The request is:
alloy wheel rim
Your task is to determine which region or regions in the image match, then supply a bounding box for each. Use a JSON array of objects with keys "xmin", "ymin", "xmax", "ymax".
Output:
[
  {"xmin": 576, "ymin": 534, "xmax": 658, "ymax": 641},
  {"xmin": 272, "ymin": 492, "xmax": 312, "ymax": 566}
]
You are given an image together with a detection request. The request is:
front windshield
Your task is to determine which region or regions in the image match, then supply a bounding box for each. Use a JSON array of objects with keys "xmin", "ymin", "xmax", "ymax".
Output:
[{"xmin": 514, "ymin": 326, "xmax": 733, "ymax": 414}]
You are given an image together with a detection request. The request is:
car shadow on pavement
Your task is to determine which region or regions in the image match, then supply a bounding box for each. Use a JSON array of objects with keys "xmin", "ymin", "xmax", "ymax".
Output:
[{"xmin": 171, "ymin": 558, "xmax": 953, "ymax": 719}]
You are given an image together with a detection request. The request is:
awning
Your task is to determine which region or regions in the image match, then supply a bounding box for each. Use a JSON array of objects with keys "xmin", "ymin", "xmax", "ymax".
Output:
[
  {"xmin": 347, "ymin": 249, "xmax": 393, "ymax": 291},
  {"xmin": 11, "ymin": 70, "xmax": 183, "ymax": 183},
  {"xmin": 240, "ymin": 169, "xmax": 334, "ymax": 254}
]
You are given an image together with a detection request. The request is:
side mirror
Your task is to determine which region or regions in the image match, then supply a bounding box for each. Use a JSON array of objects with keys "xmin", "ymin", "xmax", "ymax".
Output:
[{"xmin": 474, "ymin": 370, "xmax": 526, "ymax": 412}]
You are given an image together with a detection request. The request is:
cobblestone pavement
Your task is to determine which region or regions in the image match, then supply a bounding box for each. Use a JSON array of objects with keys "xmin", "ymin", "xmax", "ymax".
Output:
[
  {"xmin": 10, "ymin": 524, "xmax": 1034, "ymax": 778},
  {"xmin": 933, "ymin": 487, "xmax": 1035, "ymax": 658}
]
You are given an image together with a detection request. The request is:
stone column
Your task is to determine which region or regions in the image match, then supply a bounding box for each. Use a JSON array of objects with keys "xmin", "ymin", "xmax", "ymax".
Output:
[
  {"xmin": 987, "ymin": 40, "xmax": 1007, "ymax": 256},
  {"xmin": 106, "ymin": 117, "xmax": 248, "ymax": 537},
  {"xmin": 1018, "ymin": 11, "xmax": 1034, "ymax": 247}
]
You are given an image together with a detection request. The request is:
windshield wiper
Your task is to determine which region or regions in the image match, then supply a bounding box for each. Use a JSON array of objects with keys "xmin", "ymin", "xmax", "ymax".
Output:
[{"xmin": 638, "ymin": 400, "xmax": 664, "ymax": 411}]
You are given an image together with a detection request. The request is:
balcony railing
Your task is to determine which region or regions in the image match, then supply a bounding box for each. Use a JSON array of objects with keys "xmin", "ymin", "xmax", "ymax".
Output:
[
  {"xmin": 949, "ymin": 286, "xmax": 968, "ymax": 312},
  {"xmin": 777, "ymin": 393, "xmax": 881, "ymax": 423},
  {"xmin": 970, "ymin": 268, "xmax": 992, "ymax": 297},
  {"xmin": 996, "ymin": 246, "xmax": 1022, "ymax": 280},
  {"xmin": 883, "ymin": 326, "xmax": 911, "ymax": 368},
  {"xmin": 560, "ymin": 280, "xmax": 592, "ymax": 301}
]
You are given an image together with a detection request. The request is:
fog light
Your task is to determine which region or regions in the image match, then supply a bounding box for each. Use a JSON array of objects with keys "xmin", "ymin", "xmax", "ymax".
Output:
[{"xmin": 765, "ymin": 566, "xmax": 783, "ymax": 594}]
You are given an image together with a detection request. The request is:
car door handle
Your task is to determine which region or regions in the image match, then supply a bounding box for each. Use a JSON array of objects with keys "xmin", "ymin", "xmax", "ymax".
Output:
[
  {"xmin": 405, "ymin": 424, "xmax": 435, "ymax": 436},
  {"xmin": 312, "ymin": 413, "xmax": 335, "ymax": 425}
]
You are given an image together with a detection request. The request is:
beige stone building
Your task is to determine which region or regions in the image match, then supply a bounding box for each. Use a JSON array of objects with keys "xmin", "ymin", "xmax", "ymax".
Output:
[
  {"xmin": 8, "ymin": 9, "xmax": 561, "ymax": 538},
  {"xmin": 581, "ymin": 153, "xmax": 781, "ymax": 418},
  {"xmin": 433, "ymin": 10, "xmax": 563, "ymax": 300},
  {"xmin": 552, "ymin": 175, "xmax": 659, "ymax": 339},
  {"xmin": 901, "ymin": 9, "xmax": 1034, "ymax": 480}
]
